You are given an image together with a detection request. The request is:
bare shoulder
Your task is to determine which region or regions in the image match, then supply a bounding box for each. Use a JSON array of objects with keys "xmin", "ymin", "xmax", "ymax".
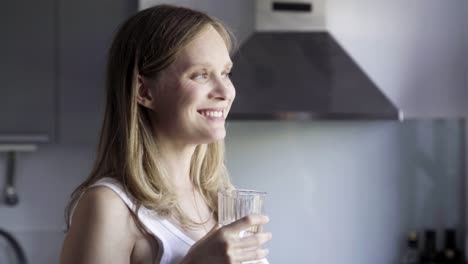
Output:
[{"xmin": 60, "ymin": 186, "xmax": 140, "ymax": 264}]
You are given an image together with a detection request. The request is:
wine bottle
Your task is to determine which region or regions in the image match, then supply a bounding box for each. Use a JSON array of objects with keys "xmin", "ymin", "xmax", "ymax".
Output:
[
  {"xmin": 420, "ymin": 230, "xmax": 440, "ymax": 264},
  {"xmin": 438, "ymin": 229, "xmax": 462, "ymax": 264},
  {"xmin": 400, "ymin": 231, "xmax": 419, "ymax": 264}
]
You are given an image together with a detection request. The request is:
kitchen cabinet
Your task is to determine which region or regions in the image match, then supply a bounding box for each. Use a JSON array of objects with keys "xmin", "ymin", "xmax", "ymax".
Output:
[
  {"xmin": 58, "ymin": 0, "xmax": 135, "ymax": 144},
  {"xmin": 0, "ymin": 0, "xmax": 134, "ymax": 145},
  {"xmin": 0, "ymin": 1, "xmax": 56, "ymax": 143}
]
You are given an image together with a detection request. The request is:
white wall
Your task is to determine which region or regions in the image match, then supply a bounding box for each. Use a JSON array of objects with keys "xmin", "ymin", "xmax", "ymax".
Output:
[
  {"xmin": 226, "ymin": 120, "xmax": 464, "ymax": 264},
  {"xmin": 0, "ymin": 144, "xmax": 95, "ymax": 263},
  {"xmin": 327, "ymin": 0, "xmax": 467, "ymax": 118}
]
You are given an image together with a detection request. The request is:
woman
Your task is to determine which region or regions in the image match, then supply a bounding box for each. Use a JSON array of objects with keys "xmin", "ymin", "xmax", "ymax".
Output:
[{"xmin": 60, "ymin": 4, "xmax": 272, "ymax": 264}]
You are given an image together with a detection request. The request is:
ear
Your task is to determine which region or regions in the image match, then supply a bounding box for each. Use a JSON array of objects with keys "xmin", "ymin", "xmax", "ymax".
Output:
[{"xmin": 136, "ymin": 74, "xmax": 156, "ymax": 110}]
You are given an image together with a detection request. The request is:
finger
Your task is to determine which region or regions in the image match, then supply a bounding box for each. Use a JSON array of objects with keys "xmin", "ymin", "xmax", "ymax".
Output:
[
  {"xmin": 235, "ymin": 248, "xmax": 269, "ymax": 263},
  {"xmin": 225, "ymin": 215, "xmax": 269, "ymax": 233},
  {"xmin": 236, "ymin": 232, "xmax": 272, "ymax": 249}
]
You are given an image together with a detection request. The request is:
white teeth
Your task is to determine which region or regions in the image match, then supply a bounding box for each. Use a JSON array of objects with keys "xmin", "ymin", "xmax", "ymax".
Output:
[{"xmin": 200, "ymin": 110, "xmax": 224, "ymax": 118}]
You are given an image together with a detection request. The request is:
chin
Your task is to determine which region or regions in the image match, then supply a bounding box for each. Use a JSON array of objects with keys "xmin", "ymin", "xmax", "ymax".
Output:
[{"xmin": 201, "ymin": 130, "xmax": 226, "ymax": 144}]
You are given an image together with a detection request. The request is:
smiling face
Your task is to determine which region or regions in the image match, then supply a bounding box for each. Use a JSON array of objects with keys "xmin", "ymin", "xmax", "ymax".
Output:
[{"xmin": 141, "ymin": 25, "xmax": 236, "ymax": 146}]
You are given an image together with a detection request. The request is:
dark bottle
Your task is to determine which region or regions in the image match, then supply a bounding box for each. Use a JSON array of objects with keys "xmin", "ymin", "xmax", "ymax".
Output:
[
  {"xmin": 400, "ymin": 231, "xmax": 419, "ymax": 264},
  {"xmin": 438, "ymin": 229, "xmax": 462, "ymax": 264},
  {"xmin": 420, "ymin": 230, "xmax": 440, "ymax": 264}
]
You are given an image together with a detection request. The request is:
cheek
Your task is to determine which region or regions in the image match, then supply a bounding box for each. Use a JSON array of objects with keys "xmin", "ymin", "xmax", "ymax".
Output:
[
  {"xmin": 231, "ymin": 84, "xmax": 236, "ymax": 100},
  {"xmin": 226, "ymin": 83, "xmax": 236, "ymax": 107},
  {"xmin": 177, "ymin": 81, "xmax": 203, "ymax": 107}
]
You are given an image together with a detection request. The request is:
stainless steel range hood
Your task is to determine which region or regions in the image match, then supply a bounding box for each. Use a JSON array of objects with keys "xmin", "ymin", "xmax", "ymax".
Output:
[{"xmin": 228, "ymin": 1, "xmax": 403, "ymax": 121}]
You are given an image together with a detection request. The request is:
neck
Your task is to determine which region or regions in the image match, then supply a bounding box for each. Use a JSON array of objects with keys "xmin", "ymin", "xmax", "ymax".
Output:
[{"xmin": 155, "ymin": 133, "xmax": 197, "ymax": 191}]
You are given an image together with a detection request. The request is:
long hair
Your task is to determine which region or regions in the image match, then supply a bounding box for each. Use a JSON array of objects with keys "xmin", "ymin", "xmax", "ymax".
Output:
[{"xmin": 65, "ymin": 4, "xmax": 235, "ymax": 230}]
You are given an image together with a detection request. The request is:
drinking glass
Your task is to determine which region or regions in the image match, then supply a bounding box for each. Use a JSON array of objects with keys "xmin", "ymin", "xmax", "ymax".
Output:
[{"xmin": 218, "ymin": 189, "xmax": 267, "ymax": 237}]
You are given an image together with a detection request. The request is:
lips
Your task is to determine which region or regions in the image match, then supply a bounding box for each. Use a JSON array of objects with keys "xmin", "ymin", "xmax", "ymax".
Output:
[{"xmin": 197, "ymin": 107, "xmax": 226, "ymax": 119}]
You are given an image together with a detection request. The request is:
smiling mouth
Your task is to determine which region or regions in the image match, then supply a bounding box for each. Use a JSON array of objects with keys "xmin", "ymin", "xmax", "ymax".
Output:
[{"xmin": 197, "ymin": 109, "xmax": 225, "ymax": 120}]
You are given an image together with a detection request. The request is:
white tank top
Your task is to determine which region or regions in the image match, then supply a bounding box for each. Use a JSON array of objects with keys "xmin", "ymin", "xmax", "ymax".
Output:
[{"xmin": 71, "ymin": 177, "xmax": 195, "ymax": 264}]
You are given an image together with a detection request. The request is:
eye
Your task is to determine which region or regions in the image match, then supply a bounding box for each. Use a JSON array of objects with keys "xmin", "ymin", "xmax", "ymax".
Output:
[
  {"xmin": 223, "ymin": 70, "xmax": 232, "ymax": 78},
  {"xmin": 192, "ymin": 71, "xmax": 209, "ymax": 81}
]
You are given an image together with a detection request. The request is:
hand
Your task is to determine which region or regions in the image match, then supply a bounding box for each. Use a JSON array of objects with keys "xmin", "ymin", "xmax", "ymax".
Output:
[{"xmin": 181, "ymin": 215, "xmax": 272, "ymax": 264}]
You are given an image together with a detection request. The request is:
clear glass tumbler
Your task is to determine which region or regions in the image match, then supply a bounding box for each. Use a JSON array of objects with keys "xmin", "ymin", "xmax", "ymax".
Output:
[{"xmin": 218, "ymin": 189, "xmax": 267, "ymax": 237}]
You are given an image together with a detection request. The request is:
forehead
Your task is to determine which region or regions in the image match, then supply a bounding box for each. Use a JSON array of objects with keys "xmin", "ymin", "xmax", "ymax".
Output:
[{"xmin": 171, "ymin": 25, "xmax": 232, "ymax": 70}]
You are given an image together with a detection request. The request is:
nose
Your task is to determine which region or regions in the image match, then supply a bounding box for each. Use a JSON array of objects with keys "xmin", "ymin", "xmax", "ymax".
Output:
[{"xmin": 209, "ymin": 76, "xmax": 235, "ymax": 101}]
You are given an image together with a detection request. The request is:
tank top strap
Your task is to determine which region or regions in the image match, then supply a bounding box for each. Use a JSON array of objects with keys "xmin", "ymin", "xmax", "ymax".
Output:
[{"xmin": 90, "ymin": 177, "xmax": 137, "ymax": 209}]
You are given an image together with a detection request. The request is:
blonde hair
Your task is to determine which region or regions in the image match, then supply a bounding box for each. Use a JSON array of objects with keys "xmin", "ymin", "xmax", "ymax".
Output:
[{"xmin": 65, "ymin": 4, "xmax": 235, "ymax": 231}]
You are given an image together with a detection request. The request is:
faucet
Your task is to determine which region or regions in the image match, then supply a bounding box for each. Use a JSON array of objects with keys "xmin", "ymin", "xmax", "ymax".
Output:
[{"xmin": 0, "ymin": 228, "xmax": 27, "ymax": 264}]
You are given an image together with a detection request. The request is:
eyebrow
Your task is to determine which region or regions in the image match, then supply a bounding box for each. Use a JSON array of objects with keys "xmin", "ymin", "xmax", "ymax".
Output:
[{"xmin": 186, "ymin": 62, "xmax": 233, "ymax": 70}]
